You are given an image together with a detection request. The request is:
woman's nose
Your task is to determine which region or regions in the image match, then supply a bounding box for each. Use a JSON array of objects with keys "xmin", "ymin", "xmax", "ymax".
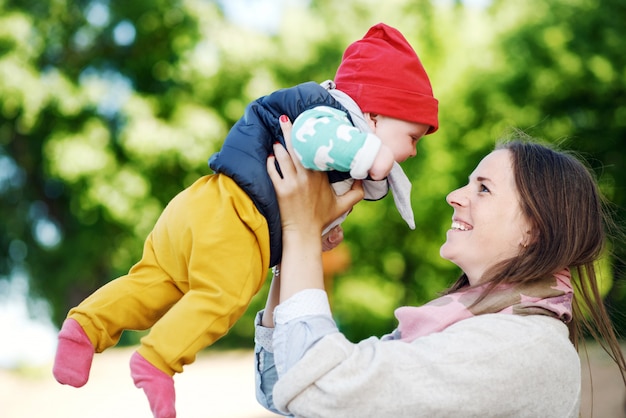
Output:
[{"xmin": 446, "ymin": 187, "xmax": 467, "ymax": 206}]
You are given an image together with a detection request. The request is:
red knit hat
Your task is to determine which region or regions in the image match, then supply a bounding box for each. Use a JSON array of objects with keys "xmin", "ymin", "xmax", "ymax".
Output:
[{"xmin": 334, "ymin": 23, "xmax": 439, "ymax": 134}]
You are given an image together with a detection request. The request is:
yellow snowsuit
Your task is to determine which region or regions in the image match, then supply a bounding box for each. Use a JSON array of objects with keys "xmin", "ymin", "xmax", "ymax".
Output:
[{"xmin": 68, "ymin": 174, "xmax": 270, "ymax": 376}]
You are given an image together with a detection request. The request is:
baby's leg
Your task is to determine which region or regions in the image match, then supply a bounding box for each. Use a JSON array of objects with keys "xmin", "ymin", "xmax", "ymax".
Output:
[
  {"xmin": 130, "ymin": 351, "xmax": 176, "ymax": 418},
  {"xmin": 129, "ymin": 245, "xmax": 267, "ymax": 417},
  {"xmin": 52, "ymin": 318, "xmax": 93, "ymax": 387},
  {"xmin": 135, "ymin": 175, "xmax": 271, "ymax": 376},
  {"xmin": 128, "ymin": 175, "xmax": 270, "ymax": 416},
  {"xmin": 53, "ymin": 233, "xmax": 183, "ymax": 386}
]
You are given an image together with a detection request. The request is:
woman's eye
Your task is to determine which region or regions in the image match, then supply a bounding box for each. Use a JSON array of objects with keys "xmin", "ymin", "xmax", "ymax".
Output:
[{"xmin": 480, "ymin": 184, "xmax": 490, "ymax": 193}]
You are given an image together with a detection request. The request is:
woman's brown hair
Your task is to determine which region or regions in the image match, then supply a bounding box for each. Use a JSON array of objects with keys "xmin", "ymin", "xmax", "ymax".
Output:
[{"xmin": 447, "ymin": 136, "xmax": 625, "ymax": 385}]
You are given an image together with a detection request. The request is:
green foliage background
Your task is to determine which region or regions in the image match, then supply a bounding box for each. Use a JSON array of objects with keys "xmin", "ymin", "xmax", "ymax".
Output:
[{"xmin": 1, "ymin": 0, "xmax": 624, "ymax": 347}]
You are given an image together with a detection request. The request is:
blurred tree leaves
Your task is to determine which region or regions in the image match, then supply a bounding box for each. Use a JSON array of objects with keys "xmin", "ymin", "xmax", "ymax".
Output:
[{"xmin": 1, "ymin": 0, "xmax": 625, "ymax": 347}]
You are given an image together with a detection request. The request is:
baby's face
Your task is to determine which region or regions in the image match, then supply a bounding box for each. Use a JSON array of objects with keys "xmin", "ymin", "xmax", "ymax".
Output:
[{"xmin": 372, "ymin": 116, "xmax": 430, "ymax": 163}]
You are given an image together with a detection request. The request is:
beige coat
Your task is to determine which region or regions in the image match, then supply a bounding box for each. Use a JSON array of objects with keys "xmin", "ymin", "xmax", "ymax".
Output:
[{"xmin": 274, "ymin": 314, "xmax": 580, "ymax": 417}]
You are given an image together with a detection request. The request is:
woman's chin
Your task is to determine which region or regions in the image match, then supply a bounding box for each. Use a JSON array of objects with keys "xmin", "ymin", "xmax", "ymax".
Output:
[{"xmin": 439, "ymin": 243, "xmax": 453, "ymax": 260}]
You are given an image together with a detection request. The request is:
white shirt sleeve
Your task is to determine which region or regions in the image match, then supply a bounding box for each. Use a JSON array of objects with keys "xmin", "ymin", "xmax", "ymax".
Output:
[
  {"xmin": 273, "ymin": 289, "xmax": 339, "ymax": 376},
  {"xmin": 253, "ymin": 289, "xmax": 339, "ymax": 415}
]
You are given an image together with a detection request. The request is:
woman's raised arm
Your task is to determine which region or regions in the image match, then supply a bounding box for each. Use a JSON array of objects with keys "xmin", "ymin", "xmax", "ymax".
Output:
[{"xmin": 267, "ymin": 116, "xmax": 364, "ymax": 302}]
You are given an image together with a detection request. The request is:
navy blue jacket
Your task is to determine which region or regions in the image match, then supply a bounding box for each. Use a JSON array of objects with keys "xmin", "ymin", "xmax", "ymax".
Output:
[{"xmin": 209, "ymin": 82, "xmax": 354, "ymax": 267}]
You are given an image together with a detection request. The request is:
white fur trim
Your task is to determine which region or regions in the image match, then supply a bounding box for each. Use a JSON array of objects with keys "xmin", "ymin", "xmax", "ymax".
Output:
[{"xmin": 349, "ymin": 133, "xmax": 381, "ymax": 179}]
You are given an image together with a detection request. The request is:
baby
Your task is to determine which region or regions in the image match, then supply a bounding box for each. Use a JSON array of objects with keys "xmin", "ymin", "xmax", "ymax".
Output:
[{"xmin": 52, "ymin": 22, "xmax": 438, "ymax": 418}]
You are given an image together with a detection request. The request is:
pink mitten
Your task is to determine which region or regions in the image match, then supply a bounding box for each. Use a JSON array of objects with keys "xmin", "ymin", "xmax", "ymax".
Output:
[
  {"xmin": 52, "ymin": 318, "xmax": 94, "ymax": 387},
  {"xmin": 130, "ymin": 351, "xmax": 176, "ymax": 418}
]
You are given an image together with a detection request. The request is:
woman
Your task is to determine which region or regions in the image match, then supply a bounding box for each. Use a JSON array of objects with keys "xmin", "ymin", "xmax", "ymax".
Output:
[{"xmin": 255, "ymin": 118, "xmax": 626, "ymax": 417}]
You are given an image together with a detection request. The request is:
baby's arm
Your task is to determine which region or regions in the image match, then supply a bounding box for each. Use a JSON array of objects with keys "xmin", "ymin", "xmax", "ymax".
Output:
[{"xmin": 292, "ymin": 106, "xmax": 390, "ymax": 179}]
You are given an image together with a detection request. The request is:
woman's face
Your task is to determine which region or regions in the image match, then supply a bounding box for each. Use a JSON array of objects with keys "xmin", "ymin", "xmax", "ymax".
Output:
[{"xmin": 439, "ymin": 149, "xmax": 532, "ymax": 285}]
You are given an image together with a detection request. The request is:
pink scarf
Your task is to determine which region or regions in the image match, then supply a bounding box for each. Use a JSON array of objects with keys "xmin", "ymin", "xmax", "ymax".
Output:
[{"xmin": 395, "ymin": 270, "xmax": 573, "ymax": 342}]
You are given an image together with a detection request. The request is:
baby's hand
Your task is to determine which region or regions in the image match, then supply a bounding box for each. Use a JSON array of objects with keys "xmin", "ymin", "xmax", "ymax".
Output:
[
  {"xmin": 368, "ymin": 144, "xmax": 395, "ymax": 180},
  {"xmin": 322, "ymin": 225, "xmax": 344, "ymax": 252}
]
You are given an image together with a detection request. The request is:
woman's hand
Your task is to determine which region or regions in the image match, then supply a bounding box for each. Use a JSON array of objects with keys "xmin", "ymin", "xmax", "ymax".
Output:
[
  {"xmin": 267, "ymin": 116, "xmax": 363, "ymax": 301},
  {"xmin": 267, "ymin": 116, "xmax": 364, "ymax": 236}
]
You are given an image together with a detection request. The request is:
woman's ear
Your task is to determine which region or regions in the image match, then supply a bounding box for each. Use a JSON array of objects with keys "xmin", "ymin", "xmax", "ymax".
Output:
[{"xmin": 521, "ymin": 228, "xmax": 537, "ymax": 248}]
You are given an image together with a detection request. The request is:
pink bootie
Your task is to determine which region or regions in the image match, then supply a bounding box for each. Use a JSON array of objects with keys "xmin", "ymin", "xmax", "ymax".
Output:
[
  {"xmin": 130, "ymin": 351, "xmax": 176, "ymax": 418},
  {"xmin": 52, "ymin": 318, "xmax": 94, "ymax": 387}
]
